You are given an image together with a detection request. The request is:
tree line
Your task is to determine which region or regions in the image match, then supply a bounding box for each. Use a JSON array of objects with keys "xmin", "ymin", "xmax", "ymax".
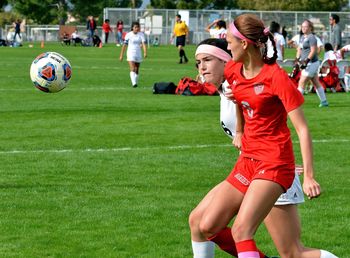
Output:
[{"xmin": 0, "ymin": 0, "xmax": 348, "ymax": 26}]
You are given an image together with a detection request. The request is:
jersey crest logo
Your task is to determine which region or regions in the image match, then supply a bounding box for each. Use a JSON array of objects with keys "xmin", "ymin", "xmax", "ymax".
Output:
[{"xmin": 254, "ymin": 83, "xmax": 264, "ymax": 95}]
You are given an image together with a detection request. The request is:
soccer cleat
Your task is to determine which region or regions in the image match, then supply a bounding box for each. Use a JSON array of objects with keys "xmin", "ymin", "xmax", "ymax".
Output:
[
  {"xmin": 132, "ymin": 84, "xmax": 138, "ymax": 88},
  {"xmin": 184, "ymin": 57, "xmax": 189, "ymax": 63},
  {"xmin": 319, "ymin": 100, "xmax": 329, "ymax": 107}
]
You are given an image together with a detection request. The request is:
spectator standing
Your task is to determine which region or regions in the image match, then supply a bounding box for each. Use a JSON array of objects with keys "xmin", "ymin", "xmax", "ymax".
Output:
[
  {"xmin": 171, "ymin": 14, "xmax": 189, "ymax": 64},
  {"xmin": 119, "ymin": 21, "xmax": 147, "ymax": 88},
  {"xmin": 102, "ymin": 19, "xmax": 112, "ymax": 44},
  {"xmin": 205, "ymin": 19, "xmax": 227, "ymax": 39},
  {"xmin": 329, "ymin": 14, "xmax": 342, "ymax": 51},
  {"xmin": 86, "ymin": 16, "xmax": 97, "ymax": 38},
  {"xmin": 13, "ymin": 19, "xmax": 21, "ymax": 41},
  {"xmin": 116, "ymin": 20, "xmax": 124, "ymax": 46}
]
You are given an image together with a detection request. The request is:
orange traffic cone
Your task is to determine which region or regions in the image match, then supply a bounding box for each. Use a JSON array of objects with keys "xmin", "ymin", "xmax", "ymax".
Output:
[
  {"xmin": 40, "ymin": 40, "xmax": 44, "ymax": 48},
  {"xmin": 99, "ymin": 42, "xmax": 102, "ymax": 48}
]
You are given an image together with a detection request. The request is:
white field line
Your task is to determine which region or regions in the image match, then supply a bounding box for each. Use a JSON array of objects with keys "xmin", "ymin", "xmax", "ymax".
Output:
[
  {"xmin": 0, "ymin": 87, "xmax": 152, "ymax": 91},
  {"xmin": 0, "ymin": 144, "xmax": 231, "ymax": 155},
  {"xmin": 0, "ymin": 139, "xmax": 349, "ymax": 155}
]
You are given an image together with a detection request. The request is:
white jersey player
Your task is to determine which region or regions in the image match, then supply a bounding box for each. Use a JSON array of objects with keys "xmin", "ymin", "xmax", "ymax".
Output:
[
  {"xmin": 124, "ymin": 30, "xmax": 146, "ymax": 63},
  {"xmin": 205, "ymin": 19, "xmax": 227, "ymax": 39},
  {"xmin": 119, "ymin": 21, "xmax": 147, "ymax": 88},
  {"xmin": 209, "ymin": 27, "xmax": 227, "ymax": 39}
]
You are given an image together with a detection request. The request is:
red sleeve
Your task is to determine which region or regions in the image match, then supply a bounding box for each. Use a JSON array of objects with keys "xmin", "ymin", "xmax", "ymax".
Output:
[{"xmin": 272, "ymin": 66, "xmax": 304, "ymax": 113}]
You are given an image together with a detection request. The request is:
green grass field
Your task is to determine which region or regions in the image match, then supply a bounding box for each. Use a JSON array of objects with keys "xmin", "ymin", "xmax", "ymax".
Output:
[{"xmin": 0, "ymin": 43, "xmax": 349, "ymax": 257}]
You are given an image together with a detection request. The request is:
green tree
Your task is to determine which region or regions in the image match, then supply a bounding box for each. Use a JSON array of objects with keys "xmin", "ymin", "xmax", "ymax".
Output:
[
  {"xmin": 150, "ymin": 0, "xmax": 237, "ymax": 9},
  {"xmin": 115, "ymin": 0, "xmax": 142, "ymax": 8},
  {"xmin": 8, "ymin": 0, "xmax": 143, "ymax": 25},
  {"xmin": 237, "ymin": 0, "xmax": 347, "ymax": 11},
  {"xmin": 10, "ymin": 0, "xmax": 68, "ymax": 24},
  {"xmin": 0, "ymin": 0, "xmax": 8, "ymax": 10},
  {"xmin": 195, "ymin": 0, "xmax": 238, "ymax": 9},
  {"xmin": 69, "ymin": 0, "xmax": 142, "ymax": 24},
  {"xmin": 149, "ymin": 0, "xmax": 176, "ymax": 9},
  {"xmin": 0, "ymin": 11, "xmax": 18, "ymax": 27}
]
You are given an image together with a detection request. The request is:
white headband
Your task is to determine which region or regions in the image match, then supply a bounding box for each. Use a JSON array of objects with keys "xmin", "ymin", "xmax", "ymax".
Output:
[{"xmin": 195, "ymin": 44, "xmax": 232, "ymax": 62}]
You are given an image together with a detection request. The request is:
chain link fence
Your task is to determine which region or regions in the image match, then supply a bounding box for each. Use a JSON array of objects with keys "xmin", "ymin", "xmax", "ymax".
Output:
[
  {"xmin": 2, "ymin": 8, "xmax": 350, "ymax": 46},
  {"xmin": 104, "ymin": 8, "xmax": 350, "ymax": 46}
]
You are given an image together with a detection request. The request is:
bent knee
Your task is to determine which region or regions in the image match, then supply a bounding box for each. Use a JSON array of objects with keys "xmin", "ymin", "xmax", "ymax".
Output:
[
  {"xmin": 198, "ymin": 219, "xmax": 221, "ymax": 239},
  {"xmin": 189, "ymin": 208, "xmax": 202, "ymax": 230}
]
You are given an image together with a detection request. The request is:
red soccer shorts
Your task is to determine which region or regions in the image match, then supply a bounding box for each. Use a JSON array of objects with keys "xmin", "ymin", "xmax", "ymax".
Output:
[{"xmin": 226, "ymin": 155, "xmax": 295, "ymax": 194}]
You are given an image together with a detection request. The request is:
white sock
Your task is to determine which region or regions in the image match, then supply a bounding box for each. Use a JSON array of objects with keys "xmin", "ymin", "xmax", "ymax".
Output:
[
  {"xmin": 315, "ymin": 86, "xmax": 327, "ymax": 102},
  {"xmin": 344, "ymin": 74, "xmax": 350, "ymax": 91},
  {"xmin": 130, "ymin": 72, "xmax": 136, "ymax": 86},
  {"xmin": 135, "ymin": 73, "xmax": 139, "ymax": 84},
  {"xmin": 191, "ymin": 240, "xmax": 215, "ymax": 258},
  {"xmin": 297, "ymin": 86, "xmax": 304, "ymax": 94},
  {"xmin": 320, "ymin": 249, "xmax": 338, "ymax": 258}
]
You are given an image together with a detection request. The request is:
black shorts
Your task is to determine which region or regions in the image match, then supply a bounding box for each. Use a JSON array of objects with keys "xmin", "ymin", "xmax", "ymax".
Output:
[{"xmin": 176, "ymin": 35, "xmax": 186, "ymax": 47}]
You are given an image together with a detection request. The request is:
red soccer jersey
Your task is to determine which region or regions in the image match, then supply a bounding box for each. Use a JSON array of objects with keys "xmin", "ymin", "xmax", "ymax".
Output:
[{"xmin": 224, "ymin": 61, "xmax": 304, "ymax": 164}]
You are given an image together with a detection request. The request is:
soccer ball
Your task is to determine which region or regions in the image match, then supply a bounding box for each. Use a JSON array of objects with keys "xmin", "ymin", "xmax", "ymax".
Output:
[{"xmin": 30, "ymin": 52, "xmax": 72, "ymax": 93}]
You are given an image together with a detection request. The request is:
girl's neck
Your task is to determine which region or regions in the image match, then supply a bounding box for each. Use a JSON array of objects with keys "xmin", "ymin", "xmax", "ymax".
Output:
[{"xmin": 242, "ymin": 52, "xmax": 264, "ymax": 79}]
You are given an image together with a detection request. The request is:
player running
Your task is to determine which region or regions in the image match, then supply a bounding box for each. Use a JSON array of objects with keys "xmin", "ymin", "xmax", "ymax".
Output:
[{"xmin": 189, "ymin": 15, "xmax": 338, "ymax": 258}]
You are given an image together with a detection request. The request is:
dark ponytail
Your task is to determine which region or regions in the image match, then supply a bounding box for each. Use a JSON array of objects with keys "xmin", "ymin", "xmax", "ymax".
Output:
[{"xmin": 261, "ymin": 32, "xmax": 278, "ymax": 64}]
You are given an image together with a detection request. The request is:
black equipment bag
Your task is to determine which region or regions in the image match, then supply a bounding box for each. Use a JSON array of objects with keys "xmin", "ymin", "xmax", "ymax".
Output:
[{"xmin": 152, "ymin": 82, "xmax": 177, "ymax": 94}]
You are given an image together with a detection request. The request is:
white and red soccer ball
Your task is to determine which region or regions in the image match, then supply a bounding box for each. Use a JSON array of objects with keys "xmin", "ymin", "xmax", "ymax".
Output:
[{"xmin": 30, "ymin": 52, "xmax": 72, "ymax": 93}]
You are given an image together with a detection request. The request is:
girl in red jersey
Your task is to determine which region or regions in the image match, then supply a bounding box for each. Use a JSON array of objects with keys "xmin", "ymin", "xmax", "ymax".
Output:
[
  {"xmin": 194, "ymin": 14, "xmax": 322, "ymax": 258},
  {"xmin": 190, "ymin": 38, "xmax": 338, "ymax": 258}
]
